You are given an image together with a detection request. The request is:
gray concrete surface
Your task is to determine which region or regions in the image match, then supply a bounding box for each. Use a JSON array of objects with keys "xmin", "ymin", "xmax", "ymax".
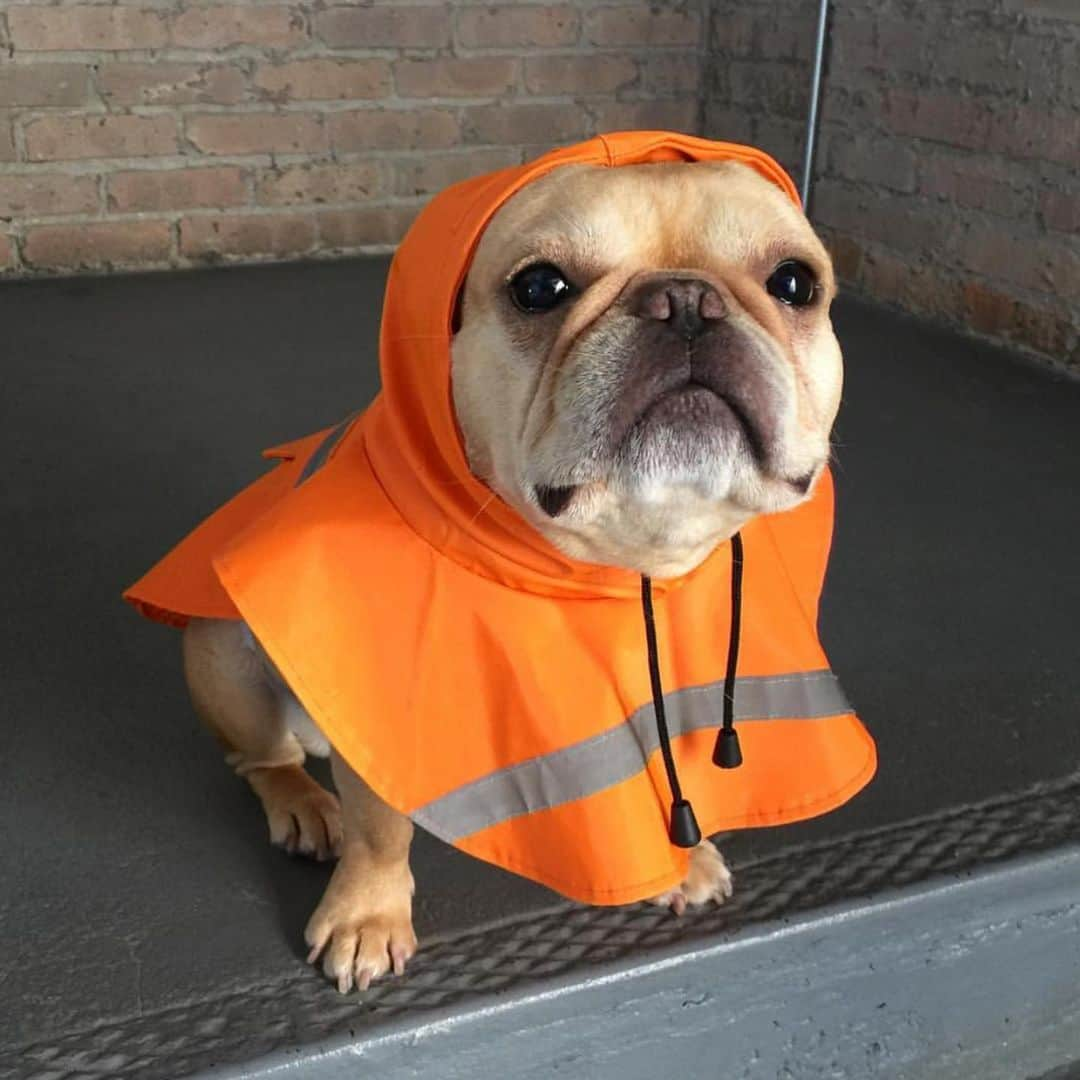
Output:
[
  {"xmin": 204, "ymin": 846, "xmax": 1080, "ymax": 1080},
  {"xmin": 2, "ymin": 258, "xmax": 1079, "ymax": 1077}
]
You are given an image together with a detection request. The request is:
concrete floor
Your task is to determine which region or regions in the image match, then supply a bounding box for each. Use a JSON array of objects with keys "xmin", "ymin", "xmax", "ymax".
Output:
[{"xmin": 1, "ymin": 258, "xmax": 1078, "ymax": 1077}]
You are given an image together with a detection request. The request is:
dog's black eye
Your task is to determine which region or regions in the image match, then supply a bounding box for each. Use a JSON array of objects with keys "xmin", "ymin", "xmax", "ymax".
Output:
[
  {"xmin": 766, "ymin": 260, "xmax": 817, "ymax": 307},
  {"xmin": 509, "ymin": 263, "xmax": 574, "ymax": 313}
]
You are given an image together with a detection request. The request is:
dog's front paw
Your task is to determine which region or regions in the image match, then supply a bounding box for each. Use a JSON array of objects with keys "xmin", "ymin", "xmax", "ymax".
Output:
[
  {"xmin": 247, "ymin": 764, "xmax": 343, "ymax": 861},
  {"xmin": 649, "ymin": 838, "xmax": 733, "ymax": 915},
  {"xmin": 304, "ymin": 855, "xmax": 417, "ymax": 993}
]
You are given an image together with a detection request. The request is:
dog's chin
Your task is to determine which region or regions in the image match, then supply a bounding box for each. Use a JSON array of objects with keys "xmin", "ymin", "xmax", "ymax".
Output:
[
  {"xmin": 516, "ymin": 437, "xmax": 823, "ymax": 576},
  {"xmin": 614, "ymin": 384, "xmax": 748, "ymax": 497},
  {"xmin": 526, "ymin": 414, "xmax": 820, "ymax": 532}
]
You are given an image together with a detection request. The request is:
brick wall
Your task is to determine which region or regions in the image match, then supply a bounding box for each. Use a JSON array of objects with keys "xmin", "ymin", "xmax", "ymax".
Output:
[
  {"xmin": 1, "ymin": 0, "xmax": 1076, "ymax": 369},
  {"xmin": 0, "ymin": 1, "xmax": 705, "ymax": 274},
  {"xmin": 703, "ymin": 0, "xmax": 1080, "ymax": 369}
]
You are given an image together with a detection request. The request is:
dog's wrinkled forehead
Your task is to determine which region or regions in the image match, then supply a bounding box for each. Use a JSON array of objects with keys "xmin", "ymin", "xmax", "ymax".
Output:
[{"xmin": 456, "ymin": 160, "xmax": 830, "ymax": 320}]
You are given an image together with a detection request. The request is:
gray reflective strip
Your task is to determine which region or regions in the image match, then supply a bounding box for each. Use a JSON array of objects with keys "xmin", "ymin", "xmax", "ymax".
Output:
[
  {"xmin": 295, "ymin": 413, "xmax": 358, "ymax": 487},
  {"xmin": 412, "ymin": 669, "xmax": 852, "ymax": 842}
]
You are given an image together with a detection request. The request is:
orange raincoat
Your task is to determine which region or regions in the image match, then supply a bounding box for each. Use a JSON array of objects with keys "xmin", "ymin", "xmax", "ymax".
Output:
[{"xmin": 125, "ymin": 131, "xmax": 876, "ymax": 905}]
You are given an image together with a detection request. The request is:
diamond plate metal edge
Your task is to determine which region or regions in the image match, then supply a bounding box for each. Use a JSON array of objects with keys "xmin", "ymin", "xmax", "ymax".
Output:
[{"xmin": 8, "ymin": 772, "xmax": 1080, "ymax": 1080}]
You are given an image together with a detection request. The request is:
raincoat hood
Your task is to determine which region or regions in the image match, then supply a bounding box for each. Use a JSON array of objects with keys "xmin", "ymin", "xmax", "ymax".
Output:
[
  {"xmin": 125, "ymin": 131, "xmax": 875, "ymax": 906},
  {"xmin": 370, "ymin": 129, "xmax": 802, "ymax": 598}
]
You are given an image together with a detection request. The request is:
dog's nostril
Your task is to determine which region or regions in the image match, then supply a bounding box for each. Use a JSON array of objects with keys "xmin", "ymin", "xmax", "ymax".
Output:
[
  {"xmin": 699, "ymin": 287, "xmax": 726, "ymax": 321},
  {"xmin": 632, "ymin": 278, "xmax": 725, "ymax": 339},
  {"xmin": 637, "ymin": 289, "xmax": 672, "ymax": 322}
]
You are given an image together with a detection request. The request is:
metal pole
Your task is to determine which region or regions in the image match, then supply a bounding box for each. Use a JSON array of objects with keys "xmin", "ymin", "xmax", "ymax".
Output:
[{"xmin": 800, "ymin": 0, "xmax": 830, "ymax": 212}]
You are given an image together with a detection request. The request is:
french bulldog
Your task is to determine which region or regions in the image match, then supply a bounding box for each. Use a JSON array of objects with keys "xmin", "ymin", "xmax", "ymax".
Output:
[{"xmin": 181, "ymin": 158, "xmax": 842, "ymax": 993}]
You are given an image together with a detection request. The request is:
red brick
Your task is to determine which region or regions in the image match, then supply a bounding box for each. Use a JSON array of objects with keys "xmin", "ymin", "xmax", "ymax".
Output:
[
  {"xmin": 392, "ymin": 148, "xmax": 521, "ymax": 198},
  {"xmin": 314, "ymin": 5, "xmax": 450, "ymax": 48},
  {"xmin": 1041, "ymin": 189, "xmax": 1080, "ymax": 233},
  {"xmin": 457, "ymin": 5, "xmax": 579, "ymax": 48},
  {"xmin": 1032, "ymin": 241, "xmax": 1080, "ymax": 299},
  {"xmin": 0, "ymin": 233, "xmax": 14, "ymax": 270},
  {"xmin": 186, "ymin": 113, "xmax": 326, "ymax": 155},
  {"xmin": 917, "ymin": 153, "xmax": 1031, "ymax": 217},
  {"xmin": 758, "ymin": 18, "xmax": 816, "ymax": 62},
  {"xmin": 0, "ymin": 173, "xmax": 99, "ymax": 217},
  {"xmin": 730, "ymin": 61, "xmax": 806, "ymax": 120},
  {"xmin": 702, "ymin": 104, "xmax": 754, "ymax": 146},
  {"xmin": 317, "ymin": 204, "xmax": 421, "ymax": 249},
  {"xmin": 901, "ymin": 264, "xmax": 966, "ymax": 323},
  {"xmin": 170, "ymin": 6, "xmax": 306, "ymax": 49},
  {"xmin": 23, "ymin": 220, "xmax": 171, "ymax": 269},
  {"xmin": 254, "ymin": 59, "xmax": 391, "ymax": 101},
  {"xmin": 752, "ymin": 113, "xmax": 803, "ymax": 176},
  {"xmin": 932, "ymin": 31, "xmax": 1058, "ymax": 102},
  {"xmin": 1062, "ymin": 41, "xmax": 1080, "ymax": 108},
  {"xmin": 823, "ymin": 231, "xmax": 864, "ymax": 282},
  {"xmin": 874, "ymin": 19, "xmax": 927, "ymax": 70},
  {"xmin": 828, "ymin": 135, "xmax": 917, "ymax": 193},
  {"xmin": 8, "ymin": 6, "xmax": 168, "ymax": 51},
  {"xmin": 329, "ymin": 107, "xmax": 459, "ymax": 152},
  {"xmin": 585, "ymin": 6, "xmax": 700, "ymax": 47},
  {"xmin": 0, "ymin": 114, "xmax": 14, "ymax": 163},
  {"xmin": 637, "ymin": 53, "xmax": 702, "ymax": 96},
  {"xmin": 806, "ymin": 178, "xmax": 852, "ymax": 232},
  {"xmin": 180, "ymin": 213, "xmax": 316, "ymax": 258},
  {"xmin": 820, "ymin": 181, "xmax": 964, "ymax": 263},
  {"xmin": 1002, "ymin": 0, "xmax": 1080, "ymax": 19},
  {"xmin": 884, "ymin": 90, "xmax": 992, "ymax": 151},
  {"xmin": 98, "ymin": 63, "xmax": 246, "ymax": 107},
  {"xmin": 710, "ymin": 10, "xmax": 756, "ymax": 54},
  {"xmin": 963, "ymin": 280, "xmax": 1016, "ymax": 336},
  {"xmin": 255, "ymin": 162, "xmax": 381, "ymax": 206},
  {"xmin": 24, "ymin": 115, "xmax": 179, "ymax": 162},
  {"xmin": 1011, "ymin": 298, "xmax": 1075, "ymax": 363},
  {"xmin": 524, "ymin": 54, "xmax": 637, "ymax": 96},
  {"xmin": 0, "ymin": 64, "xmax": 90, "ymax": 107},
  {"xmin": 854, "ymin": 247, "xmax": 910, "ymax": 309},
  {"xmin": 819, "ymin": 84, "xmax": 887, "ymax": 131},
  {"xmin": 108, "ymin": 167, "xmax": 248, "ymax": 212},
  {"xmin": 394, "ymin": 57, "xmax": 517, "ymax": 98},
  {"xmin": 956, "ymin": 231, "xmax": 1080, "ymax": 295},
  {"xmin": 986, "ymin": 104, "xmax": 1080, "ymax": 165},
  {"xmin": 589, "ymin": 99, "xmax": 698, "ymax": 136},
  {"xmin": 461, "ymin": 102, "xmax": 591, "ymax": 145}
]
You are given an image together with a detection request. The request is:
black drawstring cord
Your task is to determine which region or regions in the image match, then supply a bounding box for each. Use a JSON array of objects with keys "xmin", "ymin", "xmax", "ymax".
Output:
[
  {"xmin": 641, "ymin": 574, "xmax": 702, "ymax": 848},
  {"xmin": 713, "ymin": 531, "xmax": 744, "ymax": 769},
  {"xmin": 641, "ymin": 532, "xmax": 746, "ymax": 849}
]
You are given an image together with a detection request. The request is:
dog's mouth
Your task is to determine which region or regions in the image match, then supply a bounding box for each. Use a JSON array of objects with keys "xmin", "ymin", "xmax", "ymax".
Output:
[
  {"xmin": 533, "ymin": 382, "xmax": 753, "ymax": 518},
  {"xmin": 627, "ymin": 376, "xmax": 767, "ymax": 464},
  {"xmin": 641, "ymin": 380, "xmax": 751, "ymax": 434}
]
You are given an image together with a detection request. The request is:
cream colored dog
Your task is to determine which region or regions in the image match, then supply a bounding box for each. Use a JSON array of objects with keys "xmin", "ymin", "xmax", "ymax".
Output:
[{"xmin": 182, "ymin": 160, "xmax": 843, "ymax": 993}]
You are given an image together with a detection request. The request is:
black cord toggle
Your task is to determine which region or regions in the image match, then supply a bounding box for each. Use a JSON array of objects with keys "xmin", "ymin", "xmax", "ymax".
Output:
[
  {"xmin": 641, "ymin": 574, "xmax": 700, "ymax": 849},
  {"xmin": 713, "ymin": 727, "xmax": 742, "ymax": 769},
  {"xmin": 712, "ymin": 532, "xmax": 745, "ymax": 770},
  {"xmin": 669, "ymin": 798, "xmax": 702, "ymax": 848}
]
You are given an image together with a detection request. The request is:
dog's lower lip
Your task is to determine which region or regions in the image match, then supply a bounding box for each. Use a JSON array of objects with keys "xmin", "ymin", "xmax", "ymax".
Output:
[
  {"xmin": 643, "ymin": 381, "xmax": 724, "ymax": 416},
  {"xmin": 637, "ymin": 382, "xmax": 764, "ymax": 460}
]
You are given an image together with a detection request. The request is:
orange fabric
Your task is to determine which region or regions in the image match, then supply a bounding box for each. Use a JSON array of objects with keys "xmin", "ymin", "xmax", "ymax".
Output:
[{"xmin": 124, "ymin": 131, "xmax": 876, "ymax": 905}]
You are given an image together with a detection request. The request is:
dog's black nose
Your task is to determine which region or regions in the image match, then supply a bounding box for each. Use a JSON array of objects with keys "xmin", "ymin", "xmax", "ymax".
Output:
[{"xmin": 630, "ymin": 277, "xmax": 726, "ymax": 340}]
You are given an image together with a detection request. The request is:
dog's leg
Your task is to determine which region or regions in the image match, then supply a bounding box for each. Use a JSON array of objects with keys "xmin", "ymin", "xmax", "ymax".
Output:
[
  {"xmin": 649, "ymin": 839, "xmax": 734, "ymax": 915},
  {"xmin": 182, "ymin": 617, "xmax": 342, "ymax": 861},
  {"xmin": 304, "ymin": 751, "xmax": 417, "ymax": 993}
]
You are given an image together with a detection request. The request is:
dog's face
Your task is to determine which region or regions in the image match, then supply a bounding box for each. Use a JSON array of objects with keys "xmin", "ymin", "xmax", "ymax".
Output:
[{"xmin": 451, "ymin": 160, "xmax": 843, "ymax": 578}]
